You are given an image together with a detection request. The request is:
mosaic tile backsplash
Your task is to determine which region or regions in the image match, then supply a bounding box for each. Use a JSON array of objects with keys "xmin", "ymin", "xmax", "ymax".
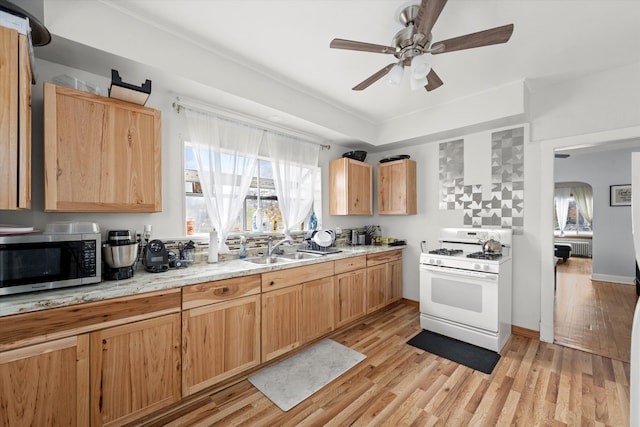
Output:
[{"xmin": 439, "ymin": 127, "xmax": 525, "ymax": 235}]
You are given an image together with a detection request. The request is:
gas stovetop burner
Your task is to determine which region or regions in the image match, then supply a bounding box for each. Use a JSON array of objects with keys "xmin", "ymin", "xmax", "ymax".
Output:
[
  {"xmin": 429, "ymin": 249, "xmax": 463, "ymax": 256},
  {"xmin": 467, "ymin": 251, "xmax": 502, "ymax": 260}
]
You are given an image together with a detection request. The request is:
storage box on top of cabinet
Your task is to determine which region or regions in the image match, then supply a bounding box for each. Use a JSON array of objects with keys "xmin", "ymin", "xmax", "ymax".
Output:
[
  {"xmin": 0, "ymin": 26, "xmax": 32, "ymax": 210},
  {"xmin": 43, "ymin": 82, "xmax": 162, "ymax": 212}
]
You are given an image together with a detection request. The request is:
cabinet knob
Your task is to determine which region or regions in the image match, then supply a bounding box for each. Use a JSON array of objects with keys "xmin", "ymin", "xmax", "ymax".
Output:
[{"xmin": 222, "ymin": 287, "xmax": 229, "ymax": 293}]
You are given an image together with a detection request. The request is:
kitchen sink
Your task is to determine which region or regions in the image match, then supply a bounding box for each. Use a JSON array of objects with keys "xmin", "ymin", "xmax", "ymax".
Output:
[
  {"xmin": 242, "ymin": 256, "xmax": 294, "ymax": 265},
  {"xmin": 281, "ymin": 252, "xmax": 324, "ymax": 260}
]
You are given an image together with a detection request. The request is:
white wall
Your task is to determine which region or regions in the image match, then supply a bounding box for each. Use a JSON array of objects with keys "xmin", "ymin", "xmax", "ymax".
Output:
[{"xmin": 555, "ymin": 147, "xmax": 640, "ymax": 283}]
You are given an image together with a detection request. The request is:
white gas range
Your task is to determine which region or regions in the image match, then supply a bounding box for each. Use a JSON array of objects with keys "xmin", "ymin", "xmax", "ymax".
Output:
[{"xmin": 419, "ymin": 228, "xmax": 513, "ymax": 353}]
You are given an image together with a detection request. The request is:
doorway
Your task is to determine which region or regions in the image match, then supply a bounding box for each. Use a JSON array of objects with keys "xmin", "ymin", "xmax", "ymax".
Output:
[{"xmin": 551, "ymin": 144, "xmax": 640, "ymax": 362}]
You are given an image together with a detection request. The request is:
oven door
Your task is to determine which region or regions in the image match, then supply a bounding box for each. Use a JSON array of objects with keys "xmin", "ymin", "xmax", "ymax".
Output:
[{"xmin": 420, "ymin": 264, "xmax": 499, "ymax": 332}]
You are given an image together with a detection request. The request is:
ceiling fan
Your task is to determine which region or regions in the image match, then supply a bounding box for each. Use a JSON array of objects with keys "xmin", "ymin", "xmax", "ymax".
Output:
[{"xmin": 329, "ymin": 0, "xmax": 514, "ymax": 92}]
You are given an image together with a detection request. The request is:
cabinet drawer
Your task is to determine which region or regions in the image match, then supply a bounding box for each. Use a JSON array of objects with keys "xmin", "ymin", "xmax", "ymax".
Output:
[
  {"xmin": 366, "ymin": 249, "xmax": 403, "ymax": 267},
  {"xmin": 182, "ymin": 275, "xmax": 261, "ymax": 309},
  {"xmin": 262, "ymin": 262, "xmax": 334, "ymax": 292},
  {"xmin": 334, "ymin": 255, "xmax": 366, "ymax": 274},
  {"xmin": 0, "ymin": 289, "xmax": 180, "ymax": 352}
]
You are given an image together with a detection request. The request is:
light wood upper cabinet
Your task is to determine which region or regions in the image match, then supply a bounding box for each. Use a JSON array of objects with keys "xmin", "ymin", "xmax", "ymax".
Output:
[
  {"xmin": 377, "ymin": 159, "xmax": 416, "ymax": 215},
  {"xmin": 0, "ymin": 336, "xmax": 89, "ymax": 427},
  {"xmin": 43, "ymin": 82, "xmax": 162, "ymax": 212},
  {"xmin": 0, "ymin": 27, "xmax": 31, "ymax": 210},
  {"xmin": 90, "ymin": 313, "xmax": 181, "ymax": 427},
  {"xmin": 329, "ymin": 158, "xmax": 372, "ymax": 215}
]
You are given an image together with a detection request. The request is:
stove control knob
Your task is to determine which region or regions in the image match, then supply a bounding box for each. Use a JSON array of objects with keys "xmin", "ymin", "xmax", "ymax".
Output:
[
  {"xmin": 483, "ymin": 264, "xmax": 490, "ymax": 271},
  {"xmin": 435, "ymin": 259, "xmax": 442, "ymax": 265},
  {"xmin": 473, "ymin": 263, "xmax": 481, "ymax": 270}
]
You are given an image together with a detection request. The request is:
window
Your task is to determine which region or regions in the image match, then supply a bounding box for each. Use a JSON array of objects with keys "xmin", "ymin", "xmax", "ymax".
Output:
[
  {"xmin": 554, "ymin": 198, "xmax": 591, "ymax": 233},
  {"xmin": 184, "ymin": 144, "xmax": 319, "ymax": 236},
  {"xmin": 554, "ymin": 183, "xmax": 593, "ymax": 236}
]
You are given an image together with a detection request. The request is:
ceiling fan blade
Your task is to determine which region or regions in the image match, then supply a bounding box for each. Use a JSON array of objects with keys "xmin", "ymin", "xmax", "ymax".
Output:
[
  {"xmin": 330, "ymin": 38, "xmax": 396, "ymax": 54},
  {"xmin": 413, "ymin": 0, "xmax": 448, "ymax": 40},
  {"xmin": 424, "ymin": 68, "xmax": 443, "ymax": 92},
  {"xmin": 431, "ymin": 24, "xmax": 514, "ymax": 54},
  {"xmin": 352, "ymin": 64, "xmax": 396, "ymax": 91}
]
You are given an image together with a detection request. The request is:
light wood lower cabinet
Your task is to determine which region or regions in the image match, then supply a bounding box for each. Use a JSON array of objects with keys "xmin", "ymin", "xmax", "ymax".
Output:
[
  {"xmin": 89, "ymin": 313, "xmax": 181, "ymax": 427},
  {"xmin": 335, "ymin": 269, "xmax": 367, "ymax": 328},
  {"xmin": 262, "ymin": 285, "xmax": 303, "ymax": 362},
  {"xmin": 366, "ymin": 263, "xmax": 388, "ymax": 313},
  {"xmin": 0, "ymin": 336, "xmax": 89, "ymax": 427},
  {"xmin": 182, "ymin": 294, "xmax": 261, "ymax": 396},
  {"xmin": 302, "ymin": 276, "xmax": 335, "ymax": 342},
  {"xmin": 388, "ymin": 258, "xmax": 403, "ymax": 303},
  {"xmin": 366, "ymin": 249, "xmax": 404, "ymax": 313}
]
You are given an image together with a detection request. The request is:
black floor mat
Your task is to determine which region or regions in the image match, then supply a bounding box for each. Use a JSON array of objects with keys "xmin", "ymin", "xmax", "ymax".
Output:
[{"xmin": 407, "ymin": 330, "xmax": 500, "ymax": 374}]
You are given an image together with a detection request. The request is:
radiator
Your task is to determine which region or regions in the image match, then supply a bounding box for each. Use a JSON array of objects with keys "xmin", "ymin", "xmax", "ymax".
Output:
[{"xmin": 556, "ymin": 239, "xmax": 592, "ymax": 258}]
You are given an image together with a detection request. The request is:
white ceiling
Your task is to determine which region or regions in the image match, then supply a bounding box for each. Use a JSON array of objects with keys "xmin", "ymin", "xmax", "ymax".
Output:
[{"xmin": 35, "ymin": 0, "xmax": 640, "ymax": 148}]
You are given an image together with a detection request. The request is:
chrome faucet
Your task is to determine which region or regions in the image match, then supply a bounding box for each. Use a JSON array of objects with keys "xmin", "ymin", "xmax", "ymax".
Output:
[{"xmin": 267, "ymin": 236, "xmax": 293, "ymax": 257}]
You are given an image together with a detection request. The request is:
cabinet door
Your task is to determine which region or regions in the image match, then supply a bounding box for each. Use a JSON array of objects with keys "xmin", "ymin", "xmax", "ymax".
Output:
[
  {"xmin": 90, "ymin": 314, "xmax": 181, "ymax": 427},
  {"xmin": 0, "ymin": 28, "xmax": 31, "ymax": 210},
  {"xmin": 335, "ymin": 269, "xmax": 367, "ymax": 328},
  {"xmin": 388, "ymin": 259, "xmax": 403, "ymax": 303},
  {"xmin": 44, "ymin": 83, "xmax": 162, "ymax": 212},
  {"xmin": 302, "ymin": 276, "xmax": 335, "ymax": 342},
  {"xmin": 262, "ymin": 286, "xmax": 302, "ymax": 362},
  {"xmin": 182, "ymin": 294, "xmax": 261, "ymax": 396},
  {"xmin": 377, "ymin": 159, "xmax": 416, "ymax": 215},
  {"xmin": 329, "ymin": 158, "xmax": 372, "ymax": 215},
  {"xmin": 0, "ymin": 336, "xmax": 89, "ymax": 427},
  {"xmin": 366, "ymin": 264, "xmax": 388, "ymax": 313}
]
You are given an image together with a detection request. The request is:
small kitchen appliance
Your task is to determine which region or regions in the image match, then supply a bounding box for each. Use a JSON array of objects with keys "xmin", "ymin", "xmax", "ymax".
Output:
[
  {"xmin": 419, "ymin": 228, "xmax": 513, "ymax": 352},
  {"xmin": 0, "ymin": 227, "xmax": 101, "ymax": 295},
  {"xmin": 102, "ymin": 230, "xmax": 139, "ymax": 280},
  {"xmin": 143, "ymin": 239, "xmax": 169, "ymax": 273}
]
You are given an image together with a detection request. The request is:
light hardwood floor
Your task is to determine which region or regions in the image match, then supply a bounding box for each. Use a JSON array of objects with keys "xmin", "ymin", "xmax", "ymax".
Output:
[
  {"xmin": 132, "ymin": 300, "xmax": 630, "ymax": 426},
  {"xmin": 555, "ymin": 257, "xmax": 637, "ymax": 363}
]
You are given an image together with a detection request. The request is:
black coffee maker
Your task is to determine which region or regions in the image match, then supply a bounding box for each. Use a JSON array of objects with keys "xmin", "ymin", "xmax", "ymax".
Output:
[{"xmin": 103, "ymin": 230, "xmax": 139, "ymax": 280}]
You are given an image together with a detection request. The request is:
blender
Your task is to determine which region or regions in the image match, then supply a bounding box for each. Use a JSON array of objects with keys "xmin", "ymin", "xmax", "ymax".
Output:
[{"xmin": 102, "ymin": 230, "xmax": 139, "ymax": 280}]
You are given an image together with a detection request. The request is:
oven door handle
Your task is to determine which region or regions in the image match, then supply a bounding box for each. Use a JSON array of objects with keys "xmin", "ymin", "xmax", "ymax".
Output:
[{"xmin": 420, "ymin": 264, "xmax": 497, "ymax": 280}]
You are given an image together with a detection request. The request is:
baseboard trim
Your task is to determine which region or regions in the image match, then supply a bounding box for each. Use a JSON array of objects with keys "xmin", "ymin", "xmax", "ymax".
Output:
[
  {"xmin": 591, "ymin": 274, "xmax": 634, "ymax": 285},
  {"xmin": 511, "ymin": 325, "xmax": 540, "ymax": 340},
  {"xmin": 402, "ymin": 298, "xmax": 419, "ymax": 308}
]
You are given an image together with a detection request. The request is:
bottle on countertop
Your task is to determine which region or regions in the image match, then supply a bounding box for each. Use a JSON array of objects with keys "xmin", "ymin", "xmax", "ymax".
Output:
[
  {"xmin": 208, "ymin": 230, "xmax": 218, "ymax": 263},
  {"xmin": 308, "ymin": 211, "xmax": 318, "ymax": 231},
  {"xmin": 239, "ymin": 236, "xmax": 247, "ymax": 259}
]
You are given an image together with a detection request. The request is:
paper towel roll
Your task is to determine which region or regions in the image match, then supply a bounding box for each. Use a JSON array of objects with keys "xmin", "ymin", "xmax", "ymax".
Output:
[{"xmin": 208, "ymin": 231, "xmax": 218, "ymax": 263}]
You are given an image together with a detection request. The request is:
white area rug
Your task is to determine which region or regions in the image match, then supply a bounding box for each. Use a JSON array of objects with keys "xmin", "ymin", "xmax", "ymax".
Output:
[{"xmin": 248, "ymin": 339, "xmax": 366, "ymax": 411}]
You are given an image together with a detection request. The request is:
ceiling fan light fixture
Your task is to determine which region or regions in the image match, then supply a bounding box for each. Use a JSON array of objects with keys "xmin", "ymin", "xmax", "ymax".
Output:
[
  {"xmin": 386, "ymin": 63, "xmax": 404, "ymax": 86},
  {"xmin": 410, "ymin": 74, "xmax": 428, "ymax": 91},
  {"xmin": 410, "ymin": 55, "xmax": 431, "ymax": 79}
]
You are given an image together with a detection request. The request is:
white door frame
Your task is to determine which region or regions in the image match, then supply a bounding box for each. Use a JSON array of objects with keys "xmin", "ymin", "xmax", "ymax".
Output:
[{"xmin": 539, "ymin": 125, "xmax": 640, "ymax": 343}]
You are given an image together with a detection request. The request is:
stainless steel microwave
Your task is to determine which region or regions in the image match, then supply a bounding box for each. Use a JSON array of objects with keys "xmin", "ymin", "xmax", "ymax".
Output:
[{"xmin": 0, "ymin": 232, "xmax": 101, "ymax": 296}]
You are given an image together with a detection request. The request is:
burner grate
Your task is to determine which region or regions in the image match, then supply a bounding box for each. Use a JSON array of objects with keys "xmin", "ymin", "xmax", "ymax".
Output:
[
  {"xmin": 429, "ymin": 249, "xmax": 463, "ymax": 256},
  {"xmin": 467, "ymin": 251, "xmax": 502, "ymax": 260}
]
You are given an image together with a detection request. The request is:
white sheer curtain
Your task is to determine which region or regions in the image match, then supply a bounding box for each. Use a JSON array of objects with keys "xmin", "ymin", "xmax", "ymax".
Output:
[
  {"xmin": 554, "ymin": 187, "xmax": 572, "ymax": 236},
  {"xmin": 572, "ymin": 185, "xmax": 593, "ymax": 225},
  {"xmin": 265, "ymin": 133, "xmax": 319, "ymax": 240},
  {"xmin": 184, "ymin": 109, "xmax": 263, "ymax": 252}
]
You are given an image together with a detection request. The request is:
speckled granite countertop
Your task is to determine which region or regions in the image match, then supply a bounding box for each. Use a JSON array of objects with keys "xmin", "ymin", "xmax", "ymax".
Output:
[{"xmin": 0, "ymin": 245, "xmax": 404, "ymax": 317}]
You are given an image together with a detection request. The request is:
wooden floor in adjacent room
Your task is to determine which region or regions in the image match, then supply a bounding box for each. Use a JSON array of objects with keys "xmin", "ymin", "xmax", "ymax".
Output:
[
  {"xmin": 134, "ymin": 300, "xmax": 630, "ymax": 426},
  {"xmin": 555, "ymin": 257, "xmax": 637, "ymax": 363}
]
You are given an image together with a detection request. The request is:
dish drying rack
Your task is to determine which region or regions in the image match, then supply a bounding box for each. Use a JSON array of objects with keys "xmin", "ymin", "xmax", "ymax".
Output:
[{"xmin": 297, "ymin": 239, "xmax": 342, "ymax": 255}]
